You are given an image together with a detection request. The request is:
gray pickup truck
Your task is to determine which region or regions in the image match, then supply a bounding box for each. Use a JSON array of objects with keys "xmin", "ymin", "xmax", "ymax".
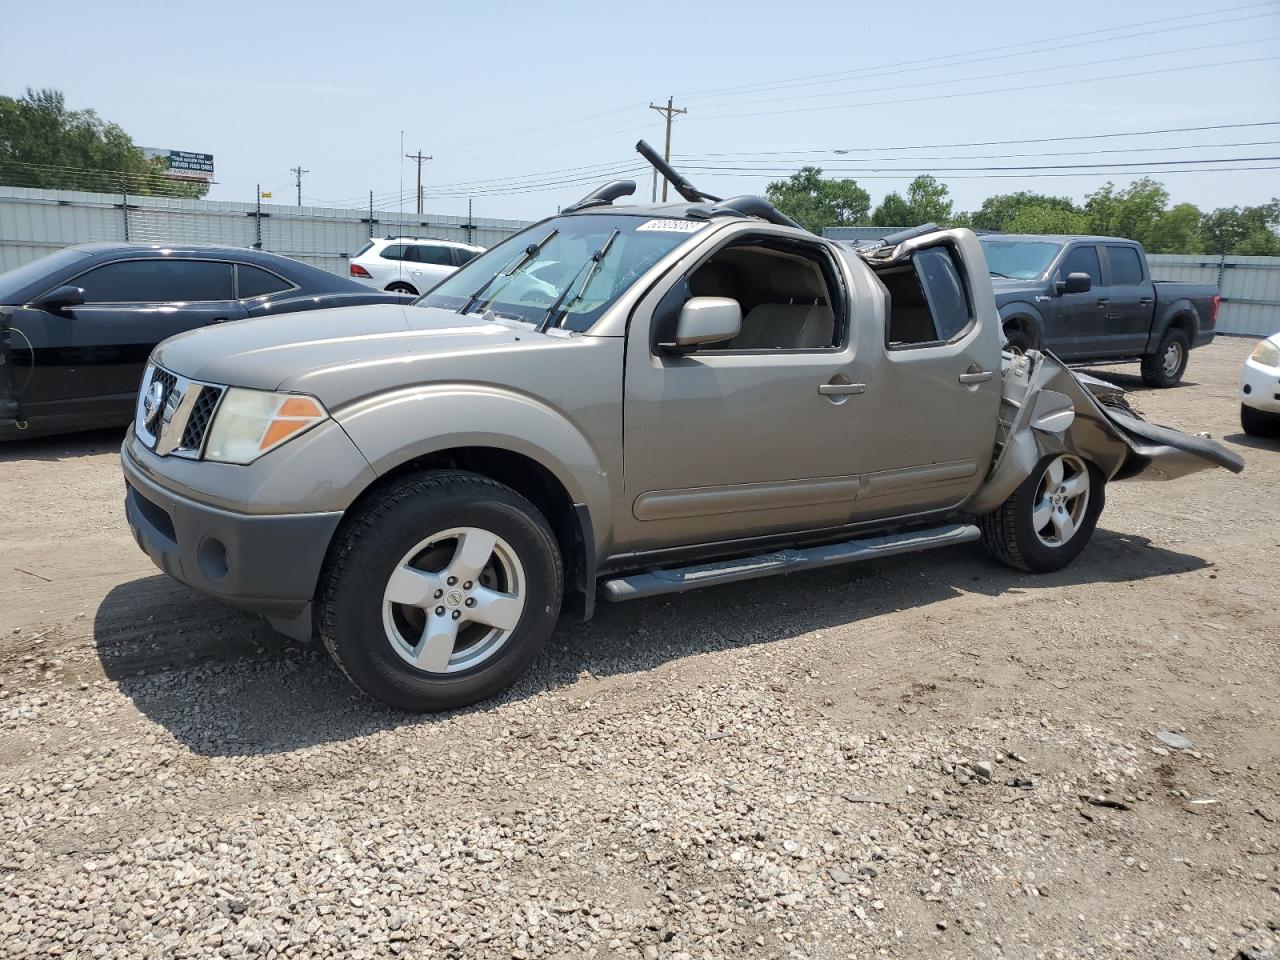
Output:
[
  {"xmin": 980, "ymin": 234, "xmax": 1218, "ymax": 387},
  {"xmin": 119, "ymin": 144, "xmax": 1242, "ymax": 712}
]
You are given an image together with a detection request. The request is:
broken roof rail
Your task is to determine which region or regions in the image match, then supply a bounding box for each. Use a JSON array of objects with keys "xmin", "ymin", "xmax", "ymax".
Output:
[
  {"xmin": 635, "ymin": 140, "xmax": 721, "ymax": 203},
  {"xmin": 562, "ymin": 179, "xmax": 637, "ymax": 214},
  {"xmin": 874, "ymin": 223, "xmax": 940, "ymax": 249}
]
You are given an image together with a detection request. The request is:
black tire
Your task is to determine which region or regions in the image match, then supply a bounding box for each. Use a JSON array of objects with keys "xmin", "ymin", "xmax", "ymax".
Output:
[
  {"xmin": 1140, "ymin": 327, "xmax": 1190, "ymax": 387},
  {"xmin": 317, "ymin": 470, "xmax": 563, "ymax": 712},
  {"xmin": 386, "ymin": 282, "xmax": 418, "ymax": 296},
  {"xmin": 980, "ymin": 454, "xmax": 1105, "ymax": 574},
  {"xmin": 1241, "ymin": 403, "xmax": 1280, "ymax": 437},
  {"xmin": 1003, "ymin": 325, "xmax": 1034, "ymax": 354}
]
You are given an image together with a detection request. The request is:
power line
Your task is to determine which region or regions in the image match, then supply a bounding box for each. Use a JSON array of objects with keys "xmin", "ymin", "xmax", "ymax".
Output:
[
  {"xmin": 672, "ymin": 120, "xmax": 1280, "ymax": 158},
  {"xmin": 678, "ymin": 0, "xmax": 1280, "ymax": 99},
  {"xmin": 679, "ymin": 155, "xmax": 1280, "ymax": 175},
  {"xmin": 696, "ymin": 55, "xmax": 1280, "ymax": 121},
  {"xmin": 695, "ymin": 34, "xmax": 1278, "ymax": 113}
]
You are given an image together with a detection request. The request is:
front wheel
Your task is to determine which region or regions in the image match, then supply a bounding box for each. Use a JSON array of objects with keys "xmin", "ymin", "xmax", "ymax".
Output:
[
  {"xmin": 1241, "ymin": 403, "xmax": 1280, "ymax": 437},
  {"xmin": 317, "ymin": 471, "xmax": 563, "ymax": 712},
  {"xmin": 980, "ymin": 454, "xmax": 1105, "ymax": 573},
  {"xmin": 1141, "ymin": 328, "xmax": 1190, "ymax": 387}
]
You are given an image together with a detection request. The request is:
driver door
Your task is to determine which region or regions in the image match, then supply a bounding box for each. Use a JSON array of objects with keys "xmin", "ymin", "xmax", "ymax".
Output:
[{"xmin": 620, "ymin": 230, "xmax": 879, "ymax": 553}]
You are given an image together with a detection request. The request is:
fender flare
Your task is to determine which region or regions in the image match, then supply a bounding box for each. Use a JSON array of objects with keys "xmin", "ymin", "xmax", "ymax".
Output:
[
  {"xmin": 997, "ymin": 302, "xmax": 1046, "ymax": 348},
  {"xmin": 1148, "ymin": 299, "xmax": 1199, "ymax": 354},
  {"xmin": 334, "ymin": 383, "xmax": 613, "ymax": 554}
]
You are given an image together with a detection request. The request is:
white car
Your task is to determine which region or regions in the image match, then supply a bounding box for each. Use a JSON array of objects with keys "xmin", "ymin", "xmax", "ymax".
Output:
[
  {"xmin": 349, "ymin": 237, "xmax": 484, "ymax": 296},
  {"xmin": 1240, "ymin": 331, "xmax": 1280, "ymax": 436}
]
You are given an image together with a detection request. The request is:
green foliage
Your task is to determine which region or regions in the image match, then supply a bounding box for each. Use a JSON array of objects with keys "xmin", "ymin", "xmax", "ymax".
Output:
[
  {"xmin": 765, "ymin": 167, "xmax": 871, "ymax": 233},
  {"xmin": 1081, "ymin": 178, "xmax": 1199, "ymax": 253},
  {"xmin": 967, "ymin": 191, "xmax": 1079, "ymax": 232},
  {"xmin": 1005, "ymin": 203, "xmax": 1089, "ymax": 235},
  {"xmin": 871, "ymin": 175, "xmax": 952, "ymax": 227},
  {"xmin": 0, "ymin": 88, "xmax": 208, "ymax": 198},
  {"xmin": 1200, "ymin": 199, "xmax": 1280, "ymax": 256}
]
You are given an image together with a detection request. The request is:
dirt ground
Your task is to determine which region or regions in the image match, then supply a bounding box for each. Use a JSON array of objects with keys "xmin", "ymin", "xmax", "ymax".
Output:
[{"xmin": 1, "ymin": 337, "xmax": 1276, "ymax": 959}]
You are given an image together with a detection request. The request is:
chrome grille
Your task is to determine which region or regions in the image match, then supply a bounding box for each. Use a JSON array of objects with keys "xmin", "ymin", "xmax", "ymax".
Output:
[{"xmin": 135, "ymin": 365, "xmax": 223, "ymax": 459}]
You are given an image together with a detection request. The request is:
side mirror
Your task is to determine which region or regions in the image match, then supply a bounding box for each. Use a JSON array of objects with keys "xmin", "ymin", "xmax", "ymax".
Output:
[
  {"xmin": 662, "ymin": 296, "xmax": 741, "ymax": 353},
  {"xmin": 31, "ymin": 285, "xmax": 86, "ymax": 312},
  {"xmin": 1055, "ymin": 272, "xmax": 1092, "ymax": 296}
]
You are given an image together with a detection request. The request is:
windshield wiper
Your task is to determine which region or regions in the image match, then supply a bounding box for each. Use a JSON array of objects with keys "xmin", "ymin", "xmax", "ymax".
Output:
[
  {"xmin": 537, "ymin": 228, "xmax": 620, "ymax": 333},
  {"xmin": 989, "ymin": 271, "xmax": 1015, "ymax": 279},
  {"xmin": 458, "ymin": 228, "xmax": 559, "ymax": 316}
]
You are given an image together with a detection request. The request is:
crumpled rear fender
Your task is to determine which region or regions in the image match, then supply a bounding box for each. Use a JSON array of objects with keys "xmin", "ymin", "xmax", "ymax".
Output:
[{"xmin": 965, "ymin": 351, "xmax": 1242, "ymax": 515}]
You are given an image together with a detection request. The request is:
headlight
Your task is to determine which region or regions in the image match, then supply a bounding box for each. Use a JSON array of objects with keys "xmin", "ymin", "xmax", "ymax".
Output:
[
  {"xmin": 204, "ymin": 388, "xmax": 328, "ymax": 464},
  {"xmin": 1250, "ymin": 338, "xmax": 1280, "ymax": 368}
]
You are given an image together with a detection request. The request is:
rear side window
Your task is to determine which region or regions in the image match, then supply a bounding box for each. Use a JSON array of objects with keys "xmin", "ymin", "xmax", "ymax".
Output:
[
  {"xmin": 74, "ymin": 259, "xmax": 235, "ymax": 303},
  {"xmin": 409, "ymin": 244, "xmax": 455, "ymax": 266},
  {"xmin": 237, "ymin": 264, "xmax": 293, "ymax": 298},
  {"xmin": 454, "ymin": 247, "xmax": 481, "ymax": 266},
  {"xmin": 1106, "ymin": 245, "xmax": 1144, "ymax": 285},
  {"xmin": 1059, "ymin": 245, "xmax": 1101, "ymax": 283},
  {"xmin": 380, "ymin": 244, "xmax": 408, "ymax": 261},
  {"xmin": 881, "ymin": 247, "xmax": 973, "ymax": 347}
]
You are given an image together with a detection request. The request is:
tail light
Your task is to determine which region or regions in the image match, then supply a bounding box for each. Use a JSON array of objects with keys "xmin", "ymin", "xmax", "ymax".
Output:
[
  {"xmin": 350, "ymin": 263, "xmax": 371, "ymax": 278},
  {"xmin": 1211, "ymin": 294, "xmax": 1220, "ymax": 323}
]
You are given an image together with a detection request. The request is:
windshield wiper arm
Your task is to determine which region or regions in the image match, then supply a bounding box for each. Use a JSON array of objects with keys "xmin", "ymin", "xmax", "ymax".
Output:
[
  {"xmin": 458, "ymin": 228, "xmax": 559, "ymax": 316},
  {"xmin": 989, "ymin": 271, "xmax": 1015, "ymax": 279},
  {"xmin": 537, "ymin": 229, "xmax": 620, "ymax": 333}
]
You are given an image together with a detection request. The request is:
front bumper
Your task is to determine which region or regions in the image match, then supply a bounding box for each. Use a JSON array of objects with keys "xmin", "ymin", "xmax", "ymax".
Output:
[
  {"xmin": 1241, "ymin": 355, "xmax": 1280, "ymax": 413},
  {"xmin": 122, "ymin": 445, "xmax": 343, "ymax": 632}
]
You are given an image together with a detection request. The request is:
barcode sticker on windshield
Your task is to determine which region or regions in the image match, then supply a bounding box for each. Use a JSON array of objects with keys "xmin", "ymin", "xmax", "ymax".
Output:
[{"xmin": 635, "ymin": 219, "xmax": 705, "ymax": 233}]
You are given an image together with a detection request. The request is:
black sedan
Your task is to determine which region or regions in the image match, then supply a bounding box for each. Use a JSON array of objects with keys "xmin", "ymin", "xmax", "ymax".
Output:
[{"xmin": 0, "ymin": 243, "xmax": 409, "ymax": 439}]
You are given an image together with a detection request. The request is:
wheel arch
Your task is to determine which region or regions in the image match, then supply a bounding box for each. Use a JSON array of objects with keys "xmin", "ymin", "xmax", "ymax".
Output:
[
  {"xmin": 997, "ymin": 303, "xmax": 1045, "ymax": 348},
  {"xmin": 1149, "ymin": 301, "xmax": 1198, "ymax": 353}
]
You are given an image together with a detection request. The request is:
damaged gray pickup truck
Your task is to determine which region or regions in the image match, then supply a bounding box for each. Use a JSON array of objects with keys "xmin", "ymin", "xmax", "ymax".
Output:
[{"xmin": 120, "ymin": 143, "xmax": 1243, "ymax": 711}]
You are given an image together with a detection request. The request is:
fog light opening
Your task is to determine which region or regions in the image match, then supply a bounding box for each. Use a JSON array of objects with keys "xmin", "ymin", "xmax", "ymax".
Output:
[{"xmin": 198, "ymin": 537, "xmax": 230, "ymax": 581}]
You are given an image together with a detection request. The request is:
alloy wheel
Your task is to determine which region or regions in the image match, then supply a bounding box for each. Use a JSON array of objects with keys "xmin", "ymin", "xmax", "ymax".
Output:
[{"xmin": 1032, "ymin": 455, "xmax": 1091, "ymax": 548}]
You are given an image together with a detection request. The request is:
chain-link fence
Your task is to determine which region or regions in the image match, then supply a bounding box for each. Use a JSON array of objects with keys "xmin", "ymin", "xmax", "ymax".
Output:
[{"xmin": 0, "ymin": 186, "xmax": 530, "ymax": 276}]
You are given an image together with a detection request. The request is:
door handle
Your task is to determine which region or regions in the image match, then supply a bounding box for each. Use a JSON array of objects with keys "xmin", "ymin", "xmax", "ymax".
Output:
[
  {"xmin": 1139, "ymin": 297, "xmax": 1153, "ymax": 305},
  {"xmin": 1096, "ymin": 298, "xmax": 1110, "ymax": 307},
  {"xmin": 818, "ymin": 382, "xmax": 866, "ymax": 396},
  {"xmin": 958, "ymin": 370, "xmax": 993, "ymax": 384}
]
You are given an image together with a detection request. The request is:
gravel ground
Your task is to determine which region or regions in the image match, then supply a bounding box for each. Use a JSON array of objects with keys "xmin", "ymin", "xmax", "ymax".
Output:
[{"xmin": 1, "ymin": 337, "xmax": 1277, "ymax": 959}]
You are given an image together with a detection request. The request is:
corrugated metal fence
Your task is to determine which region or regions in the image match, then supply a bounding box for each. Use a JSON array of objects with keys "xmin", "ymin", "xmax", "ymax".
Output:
[
  {"xmin": 0, "ymin": 185, "xmax": 530, "ymax": 277},
  {"xmin": 1147, "ymin": 254, "xmax": 1279, "ymax": 338}
]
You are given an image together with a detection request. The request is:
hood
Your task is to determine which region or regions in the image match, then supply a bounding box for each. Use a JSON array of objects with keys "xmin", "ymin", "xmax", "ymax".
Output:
[{"xmin": 152, "ymin": 303, "xmax": 532, "ymax": 394}]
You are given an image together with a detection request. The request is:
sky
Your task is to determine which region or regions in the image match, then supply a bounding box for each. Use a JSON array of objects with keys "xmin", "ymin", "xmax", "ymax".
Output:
[{"xmin": 3, "ymin": 0, "xmax": 1278, "ymax": 223}]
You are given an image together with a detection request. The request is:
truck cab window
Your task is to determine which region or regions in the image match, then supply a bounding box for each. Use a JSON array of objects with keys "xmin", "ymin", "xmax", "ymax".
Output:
[
  {"xmin": 1058, "ymin": 245, "xmax": 1101, "ymax": 284},
  {"xmin": 880, "ymin": 246, "xmax": 973, "ymax": 347},
  {"xmin": 678, "ymin": 242, "xmax": 840, "ymax": 351},
  {"xmin": 1105, "ymin": 245, "xmax": 1144, "ymax": 285}
]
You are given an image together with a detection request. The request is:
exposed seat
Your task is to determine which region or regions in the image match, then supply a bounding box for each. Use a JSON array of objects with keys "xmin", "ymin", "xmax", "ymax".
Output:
[{"xmin": 733, "ymin": 259, "xmax": 835, "ymax": 349}]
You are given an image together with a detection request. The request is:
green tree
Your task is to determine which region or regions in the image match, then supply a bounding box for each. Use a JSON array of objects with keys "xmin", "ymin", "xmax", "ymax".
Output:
[
  {"xmin": 1200, "ymin": 199, "xmax": 1280, "ymax": 255},
  {"xmin": 1083, "ymin": 178, "xmax": 1201, "ymax": 253},
  {"xmin": 0, "ymin": 88, "xmax": 208, "ymax": 198},
  {"xmin": 1005, "ymin": 203, "xmax": 1088, "ymax": 235},
  {"xmin": 765, "ymin": 167, "xmax": 871, "ymax": 233},
  {"xmin": 871, "ymin": 175, "xmax": 952, "ymax": 227},
  {"xmin": 967, "ymin": 191, "xmax": 1079, "ymax": 232}
]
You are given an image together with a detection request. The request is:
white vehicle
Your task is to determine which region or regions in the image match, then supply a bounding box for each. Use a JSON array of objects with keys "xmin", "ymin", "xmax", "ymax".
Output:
[
  {"xmin": 349, "ymin": 237, "xmax": 484, "ymax": 296},
  {"xmin": 1240, "ymin": 331, "xmax": 1280, "ymax": 436}
]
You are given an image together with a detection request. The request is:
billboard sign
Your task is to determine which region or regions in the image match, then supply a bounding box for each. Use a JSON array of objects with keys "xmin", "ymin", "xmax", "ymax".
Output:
[{"xmin": 143, "ymin": 148, "xmax": 215, "ymax": 181}]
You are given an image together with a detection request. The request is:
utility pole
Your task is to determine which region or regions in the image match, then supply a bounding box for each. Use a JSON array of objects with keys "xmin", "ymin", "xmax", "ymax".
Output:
[
  {"xmin": 290, "ymin": 165, "xmax": 308, "ymax": 206},
  {"xmin": 405, "ymin": 150, "xmax": 432, "ymax": 215},
  {"xmin": 648, "ymin": 97, "xmax": 686, "ymax": 202}
]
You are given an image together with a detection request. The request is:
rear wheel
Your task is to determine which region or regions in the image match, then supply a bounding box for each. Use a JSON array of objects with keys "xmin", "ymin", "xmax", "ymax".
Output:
[
  {"xmin": 1141, "ymin": 328, "xmax": 1189, "ymax": 387},
  {"xmin": 386, "ymin": 282, "xmax": 418, "ymax": 296},
  {"xmin": 1003, "ymin": 324, "xmax": 1034, "ymax": 354},
  {"xmin": 1241, "ymin": 403, "xmax": 1280, "ymax": 437},
  {"xmin": 318, "ymin": 471, "xmax": 562, "ymax": 712},
  {"xmin": 981, "ymin": 454, "xmax": 1104, "ymax": 573}
]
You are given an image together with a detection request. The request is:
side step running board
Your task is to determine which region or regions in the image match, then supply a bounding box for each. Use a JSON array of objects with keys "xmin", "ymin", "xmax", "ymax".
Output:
[{"xmin": 601, "ymin": 523, "xmax": 980, "ymax": 602}]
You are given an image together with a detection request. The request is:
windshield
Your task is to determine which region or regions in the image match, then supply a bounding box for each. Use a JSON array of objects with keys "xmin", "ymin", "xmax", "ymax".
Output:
[
  {"xmin": 0, "ymin": 247, "xmax": 91, "ymax": 303},
  {"xmin": 978, "ymin": 240, "xmax": 1063, "ymax": 280},
  {"xmin": 420, "ymin": 214, "xmax": 702, "ymax": 332}
]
